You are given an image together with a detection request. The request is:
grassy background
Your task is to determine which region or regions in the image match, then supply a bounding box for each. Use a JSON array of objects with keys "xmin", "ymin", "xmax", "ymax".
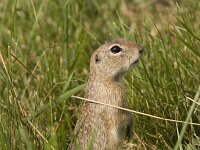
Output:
[{"xmin": 0, "ymin": 0, "xmax": 200, "ymax": 149}]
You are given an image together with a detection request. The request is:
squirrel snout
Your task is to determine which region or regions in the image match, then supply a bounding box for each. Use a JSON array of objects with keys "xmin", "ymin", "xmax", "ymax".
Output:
[{"xmin": 137, "ymin": 44, "xmax": 144, "ymax": 54}]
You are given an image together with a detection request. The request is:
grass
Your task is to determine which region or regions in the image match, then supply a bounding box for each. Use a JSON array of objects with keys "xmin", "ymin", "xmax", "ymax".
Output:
[{"xmin": 0, "ymin": 0, "xmax": 200, "ymax": 149}]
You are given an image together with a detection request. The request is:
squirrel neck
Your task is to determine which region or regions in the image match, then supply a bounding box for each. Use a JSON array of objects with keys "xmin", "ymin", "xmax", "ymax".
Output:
[{"xmin": 86, "ymin": 77, "xmax": 126, "ymax": 106}]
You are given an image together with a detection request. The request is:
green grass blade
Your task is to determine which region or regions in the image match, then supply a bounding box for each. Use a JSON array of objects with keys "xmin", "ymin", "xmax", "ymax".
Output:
[
  {"xmin": 31, "ymin": 83, "xmax": 86, "ymax": 119},
  {"xmin": 174, "ymin": 85, "xmax": 200, "ymax": 150},
  {"xmin": 176, "ymin": 34, "xmax": 200, "ymax": 57},
  {"xmin": 176, "ymin": 17, "xmax": 200, "ymax": 41}
]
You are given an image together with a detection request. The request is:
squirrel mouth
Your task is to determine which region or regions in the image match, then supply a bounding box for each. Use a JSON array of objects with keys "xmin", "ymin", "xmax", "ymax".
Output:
[
  {"xmin": 130, "ymin": 59, "xmax": 139, "ymax": 67},
  {"xmin": 134, "ymin": 60, "xmax": 139, "ymax": 64}
]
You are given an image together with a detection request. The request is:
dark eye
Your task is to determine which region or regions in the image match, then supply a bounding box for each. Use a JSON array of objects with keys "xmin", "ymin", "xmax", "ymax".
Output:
[{"xmin": 110, "ymin": 46, "xmax": 122, "ymax": 54}]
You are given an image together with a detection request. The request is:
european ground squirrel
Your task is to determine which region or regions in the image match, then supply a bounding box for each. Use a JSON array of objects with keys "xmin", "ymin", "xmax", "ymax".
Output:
[{"xmin": 71, "ymin": 38, "xmax": 143, "ymax": 149}]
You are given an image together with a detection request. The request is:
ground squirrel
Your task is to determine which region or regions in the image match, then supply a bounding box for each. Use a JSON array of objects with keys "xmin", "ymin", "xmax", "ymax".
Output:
[{"xmin": 71, "ymin": 38, "xmax": 143, "ymax": 150}]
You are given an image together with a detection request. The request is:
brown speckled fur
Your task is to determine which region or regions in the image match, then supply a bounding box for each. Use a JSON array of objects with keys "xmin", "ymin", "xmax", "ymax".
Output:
[{"xmin": 71, "ymin": 38, "xmax": 143, "ymax": 150}]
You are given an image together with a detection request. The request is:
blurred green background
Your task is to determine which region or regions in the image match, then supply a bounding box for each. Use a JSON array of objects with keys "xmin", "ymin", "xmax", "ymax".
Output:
[{"xmin": 0, "ymin": 0, "xmax": 200, "ymax": 149}]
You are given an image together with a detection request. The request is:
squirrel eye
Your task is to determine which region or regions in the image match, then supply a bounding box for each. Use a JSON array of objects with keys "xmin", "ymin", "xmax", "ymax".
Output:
[{"xmin": 110, "ymin": 46, "xmax": 122, "ymax": 54}]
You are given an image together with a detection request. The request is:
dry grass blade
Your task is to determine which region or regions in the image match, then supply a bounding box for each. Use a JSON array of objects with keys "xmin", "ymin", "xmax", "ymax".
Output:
[
  {"xmin": 27, "ymin": 120, "xmax": 55, "ymax": 150},
  {"xmin": 0, "ymin": 51, "xmax": 12, "ymax": 83},
  {"xmin": 186, "ymin": 96, "xmax": 200, "ymax": 106},
  {"xmin": 71, "ymin": 95, "xmax": 200, "ymax": 126}
]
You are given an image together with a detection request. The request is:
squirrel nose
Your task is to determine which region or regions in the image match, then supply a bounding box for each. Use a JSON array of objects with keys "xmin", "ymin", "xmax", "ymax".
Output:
[{"xmin": 137, "ymin": 44, "xmax": 144, "ymax": 54}]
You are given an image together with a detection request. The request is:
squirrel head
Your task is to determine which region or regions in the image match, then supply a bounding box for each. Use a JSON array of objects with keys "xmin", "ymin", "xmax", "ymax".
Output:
[{"xmin": 90, "ymin": 38, "xmax": 143, "ymax": 81}]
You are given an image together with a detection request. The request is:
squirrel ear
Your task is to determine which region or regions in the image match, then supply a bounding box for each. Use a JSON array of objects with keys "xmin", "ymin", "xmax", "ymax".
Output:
[{"xmin": 95, "ymin": 54, "xmax": 101, "ymax": 63}]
